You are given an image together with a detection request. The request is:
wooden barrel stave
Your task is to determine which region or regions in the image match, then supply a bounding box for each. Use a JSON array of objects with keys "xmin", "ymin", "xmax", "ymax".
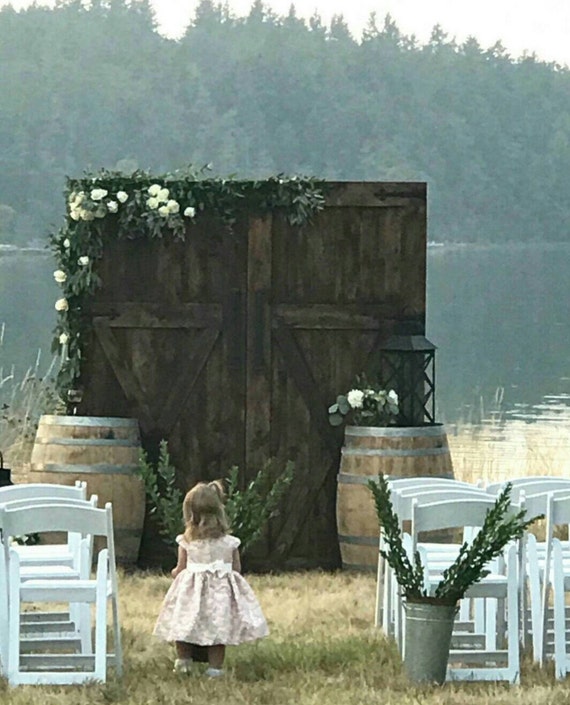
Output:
[
  {"xmin": 29, "ymin": 416, "xmax": 145, "ymax": 565},
  {"xmin": 336, "ymin": 425, "xmax": 454, "ymax": 571}
]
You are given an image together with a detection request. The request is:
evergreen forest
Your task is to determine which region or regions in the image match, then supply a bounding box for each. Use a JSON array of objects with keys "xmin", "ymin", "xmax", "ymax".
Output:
[{"xmin": 1, "ymin": 0, "xmax": 569, "ymax": 245}]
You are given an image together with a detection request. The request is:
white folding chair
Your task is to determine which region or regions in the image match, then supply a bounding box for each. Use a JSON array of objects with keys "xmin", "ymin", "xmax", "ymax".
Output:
[
  {"xmin": 0, "ymin": 502, "xmax": 122, "ymax": 685},
  {"xmin": 408, "ymin": 497, "xmax": 521, "ymax": 683}
]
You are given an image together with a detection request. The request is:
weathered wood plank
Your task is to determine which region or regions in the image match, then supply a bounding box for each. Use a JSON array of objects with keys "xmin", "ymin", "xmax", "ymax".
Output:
[
  {"xmin": 92, "ymin": 322, "xmax": 156, "ymax": 433},
  {"xmin": 273, "ymin": 305, "xmax": 399, "ymax": 330},
  {"xmin": 155, "ymin": 327, "xmax": 221, "ymax": 436},
  {"xmin": 245, "ymin": 215, "xmax": 272, "ymax": 474},
  {"xmin": 91, "ymin": 303, "xmax": 222, "ymax": 328},
  {"xmin": 325, "ymin": 182, "xmax": 426, "ymax": 208}
]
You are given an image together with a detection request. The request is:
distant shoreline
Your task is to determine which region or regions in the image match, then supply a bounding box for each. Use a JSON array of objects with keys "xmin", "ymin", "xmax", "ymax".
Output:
[{"xmin": 2, "ymin": 240, "xmax": 570, "ymax": 259}]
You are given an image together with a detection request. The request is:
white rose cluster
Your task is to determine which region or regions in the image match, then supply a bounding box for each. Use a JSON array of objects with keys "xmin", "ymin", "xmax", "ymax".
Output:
[
  {"xmin": 346, "ymin": 389, "xmax": 365, "ymax": 409},
  {"xmin": 68, "ymin": 187, "xmax": 129, "ymax": 221},
  {"xmin": 147, "ymin": 184, "xmax": 181, "ymax": 217}
]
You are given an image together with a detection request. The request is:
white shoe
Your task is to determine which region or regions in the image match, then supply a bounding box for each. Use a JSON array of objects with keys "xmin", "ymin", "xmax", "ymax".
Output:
[
  {"xmin": 205, "ymin": 667, "xmax": 224, "ymax": 678},
  {"xmin": 173, "ymin": 658, "xmax": 192, "ymax": 674}
]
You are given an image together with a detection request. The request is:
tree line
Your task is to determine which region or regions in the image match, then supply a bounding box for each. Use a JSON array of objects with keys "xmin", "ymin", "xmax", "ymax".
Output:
[{"xmin": 1, "ymin": 0, "xmax": 569, "ymax": 245}]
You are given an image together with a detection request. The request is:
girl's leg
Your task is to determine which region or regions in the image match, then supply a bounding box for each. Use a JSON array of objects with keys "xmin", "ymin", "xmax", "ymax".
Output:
[
  {"xmin": 207, "ymin": 644, "xmax": 225, "ymax": 669},
  {"xmin": 175, "ymin": 641, "xmax": 194, "ymax": 660}
]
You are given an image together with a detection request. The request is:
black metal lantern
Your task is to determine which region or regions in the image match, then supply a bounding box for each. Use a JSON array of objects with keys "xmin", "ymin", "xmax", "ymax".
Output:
[
  {"xmin": 378, "ymin": 332, "xmax": 437, "ymax": 427},
  {"xmin": 0, "ymin": 450, "xmax": 13, "ymax": 487}
]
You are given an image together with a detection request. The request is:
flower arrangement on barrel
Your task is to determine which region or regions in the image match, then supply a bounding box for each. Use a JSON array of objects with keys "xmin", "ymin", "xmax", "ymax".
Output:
[{"xmin": 328, "ymin": 374, "xmax": 399, "ymax": 428}]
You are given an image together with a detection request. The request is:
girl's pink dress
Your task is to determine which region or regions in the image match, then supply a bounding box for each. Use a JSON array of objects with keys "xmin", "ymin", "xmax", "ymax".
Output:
[{"xmin": 153, "ymin": 534, "xmax": 269, "ymax": 646}]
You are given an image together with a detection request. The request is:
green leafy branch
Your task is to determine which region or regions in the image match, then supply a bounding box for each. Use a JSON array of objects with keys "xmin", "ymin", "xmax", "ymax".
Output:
[
  {"xmin": 137, "ymin": 440, "xmax": 184, "ymax": 548},
  {"xmin": 225, "ymin": 459, "xmax": 295, "ymax": 553}
]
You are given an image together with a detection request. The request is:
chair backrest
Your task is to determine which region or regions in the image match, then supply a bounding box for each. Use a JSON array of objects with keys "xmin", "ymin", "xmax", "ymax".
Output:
[
  {"xmin": 393, "ymin": 486, "xmax": 489, "ymax": 522},
  {"xmin": 410, "ymin": 497, "xmax": 501, "ymax": 555},
  {"xmin": 0, "ymin": 481, "xmax": 87, "ymax": 503},
  {"xmin": 387, "ymin": 478, "xmax": 476, "ymax": 498},
  {"xmin": 0, "ymin": 494, "xmax": 98, "ymax": 512},
  {"xmin": 486, "ymin": 476, "xmax": 570, "ymax": 495},
  {"xmin": 0, "ymin": 502, "xmax": 116, "ymax": 578}
]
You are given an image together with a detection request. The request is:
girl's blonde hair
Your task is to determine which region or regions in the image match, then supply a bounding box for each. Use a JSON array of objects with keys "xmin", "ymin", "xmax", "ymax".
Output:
[{"xmin": 183, "ymin": 480, "xmax": 229, "ymax": 542}]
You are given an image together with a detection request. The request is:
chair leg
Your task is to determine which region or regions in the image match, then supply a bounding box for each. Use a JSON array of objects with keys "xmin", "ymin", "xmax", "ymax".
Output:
[
  {"xmin": 7, "ymin": 551, "xmax": 21, "ymax": 685},
  {"xmin": 507, "ymin": 545, "xmax": 520, "ymax": 684},
  {"xmin": 94, "ymin": 550, "xmax": 108, "ymax": 682}
]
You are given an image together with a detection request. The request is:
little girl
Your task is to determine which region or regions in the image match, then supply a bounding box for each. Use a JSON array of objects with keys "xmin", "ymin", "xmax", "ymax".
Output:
[{"xmin": 153, "ymin": 480, "xmax": 269, "ymax": 677}]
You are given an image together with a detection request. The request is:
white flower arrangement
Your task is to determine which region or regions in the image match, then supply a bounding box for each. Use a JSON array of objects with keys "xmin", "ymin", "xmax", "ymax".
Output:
[{"xmin": 329, "ymin": 375, "xmax": 399, "ymax": 427}]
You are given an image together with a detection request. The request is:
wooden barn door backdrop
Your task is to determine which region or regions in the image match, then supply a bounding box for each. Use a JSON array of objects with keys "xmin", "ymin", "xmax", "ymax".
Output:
[{"xmin": 79, "ymin": 182, "xmax": 427, "ymax": 569}]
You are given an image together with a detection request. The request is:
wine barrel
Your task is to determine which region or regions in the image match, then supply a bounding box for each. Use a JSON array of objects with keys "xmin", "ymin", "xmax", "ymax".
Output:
[
  {"xmin": 29, "ymin": 415, "xmax": 145, "ymax": 565},
  {"xmin": 336, "ymin": 425, "xmax": 454, "ymax": 571}
]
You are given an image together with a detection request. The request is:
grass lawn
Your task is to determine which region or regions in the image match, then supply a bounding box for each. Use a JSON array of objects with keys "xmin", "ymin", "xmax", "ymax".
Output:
[{"xmin": 0, "ymin": 569, "xmax": 566, "ymax": 704}]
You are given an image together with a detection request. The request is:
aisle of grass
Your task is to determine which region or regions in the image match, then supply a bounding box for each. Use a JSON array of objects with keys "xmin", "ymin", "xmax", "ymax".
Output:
[{"xmin": 1, "ymin": 570, "xmax": 567, "ymax": 704}]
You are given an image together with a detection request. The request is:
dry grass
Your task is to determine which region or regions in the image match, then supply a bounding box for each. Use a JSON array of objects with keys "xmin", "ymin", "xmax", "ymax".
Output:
[{"xmin": 1, "ymin": 570, "xmax": 569, "ymax": 704}]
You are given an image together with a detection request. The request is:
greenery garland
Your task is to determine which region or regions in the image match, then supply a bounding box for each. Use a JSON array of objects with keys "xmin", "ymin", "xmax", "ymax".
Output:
[{"xmin": 49, "ymin": 165, "xmax": 326, "ymax": 403}]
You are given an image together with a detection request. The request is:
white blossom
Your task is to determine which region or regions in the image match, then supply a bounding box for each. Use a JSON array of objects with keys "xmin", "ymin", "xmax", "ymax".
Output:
[
  {"xmin": 90, "ymin": 188, "xmax": 108, "ymax": 201},
  {"xmin": 78, "ymin": 255, "xmax": 90, "ymax": 266},
  {"xmin": 55, "ymin": 298, "xmax": 69, "ymax": 312},
  {"xmin": 158, "ymin": 205, "xmax": 170, "ymax": 217},
  {"xmin": 107, "ymin": 200, "xmax": 119, "ymax": 213},
  {"xmin": 388, "ymin": 390, "xmax": 399, "ymax": 405},
  {"xmin": 184, "ymin": 206, "xmax": 196, "ymax": 218},
  {"xmin": 63, "ymin": 238, "xmax": 71, "ymax": 249},
  {"xmin": 146, "ymin": 197, "xmax": 159, "ymax": 210},
  {"xmin": 166, "ymin": 199, "xmax": 180, "ymax": 214},
  {"xmin": 59, "ymin": 332, "xmax": 69, "ymax": 345},
  {"xmin": 69, "ymin": 208, "xmax": 81, "ymax": 221},
  {"xmin": 347, "ymin": 389, "xmax": 365, "ymax": 409},
  {"xmin": 116, "ymin": 191, "xmax": 128, "ymax": 203},
  {"xmin": 53, "ymin": 269, "xmax": 67, "ymax": 284},
  {"xmin": 157, "ymin": 188, "xmax": 169, "ymax": 203},
  {"xmin": 148, "ymin": 183, "xmax": 162, "ymax": 197}
]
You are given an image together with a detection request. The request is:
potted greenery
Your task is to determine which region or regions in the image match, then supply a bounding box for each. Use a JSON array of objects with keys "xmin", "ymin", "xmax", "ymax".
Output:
[{"xmin": 367, "ymin": 474, "xmax": 540, "ymax": 684}]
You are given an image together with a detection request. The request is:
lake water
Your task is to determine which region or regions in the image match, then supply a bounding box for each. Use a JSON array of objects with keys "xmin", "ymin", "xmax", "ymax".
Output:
[{"xmin": 2, "ymin": 242, "xmax": 570, "ymax": 481}]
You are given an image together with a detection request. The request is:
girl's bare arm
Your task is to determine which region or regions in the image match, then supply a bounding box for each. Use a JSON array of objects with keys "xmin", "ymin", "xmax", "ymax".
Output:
[{"xmin": 171, "ymin": 545, "xmax": 187, "ymax": 578}]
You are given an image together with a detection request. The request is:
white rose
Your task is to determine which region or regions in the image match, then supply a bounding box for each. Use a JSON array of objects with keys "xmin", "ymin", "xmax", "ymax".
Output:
[
  {"xmin": 346, "ymin": 389, "xmax": 365, "ymax": 409},
  {"xmin": 59, "ymin": 332, "xmax": 69, "ymax": 345},
  {"xmin": 55, "ymin": 298, "xmax": 68, "ymax": 312},
  {"xmin": 116, "ymin": 191, "xmax": 128, "ymax": 203},
  {"xmin": 78, "ymin": 255, "xmax": 90, "ymax": 266},
  {"xmin": 63, "ymin": 238, "xmax": 71, "ymax": 248},
  {"xmin": 158, "ymin": 205, "xmax": 170, "ymax": 217},
  {"xmin": 107, "ymin": 200, "xmax": 118, "ymax": 213},
  {"xmin": 388, "ymin": 390, "xmax": 399, "ymax": 405},
  {"xmin": 157, "ymin": 188, "xmax": 169, "ymax": 203},
  {"xmin": 166, "ymin": 199, "xmax": 180, "ymax": 214},
  {"xmin": 146, "ymin": 197, "xmax": 159, "ymax": 209},
  {"xmin": 184, "ymin": 206, "xmax": 196, "ymax": 218},
  {"xmin": 90, "ymin": 188, "xmax": 108, "ymax": 201},
  {"xmin": 148, "ymin": 184, "xmax": 162, "ymax": 197},
  {"xmin": 53, "ymin": 269, "xmax": 67, "ymax": 284},
  {"xmin": 69, "ymin": 208, "xmax": 81, "ymax": 221}
]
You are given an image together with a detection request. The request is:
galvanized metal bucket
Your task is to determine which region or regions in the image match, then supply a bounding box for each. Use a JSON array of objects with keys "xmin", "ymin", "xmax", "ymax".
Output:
[{"xmin": 403, "ymin": 599, "xmax": 458, "ymax": 684}]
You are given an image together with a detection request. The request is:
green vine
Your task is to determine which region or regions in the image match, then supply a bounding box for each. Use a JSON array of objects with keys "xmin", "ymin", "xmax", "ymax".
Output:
[{"xmin": 49, "ymin": 165, "xmax": 327, "ymax": 403}]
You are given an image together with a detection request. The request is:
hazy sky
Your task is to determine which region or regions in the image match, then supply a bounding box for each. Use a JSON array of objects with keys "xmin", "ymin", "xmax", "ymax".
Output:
[{"xmin": 4, "ymin": 0, "xmax": 570, "ymax": 65}]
